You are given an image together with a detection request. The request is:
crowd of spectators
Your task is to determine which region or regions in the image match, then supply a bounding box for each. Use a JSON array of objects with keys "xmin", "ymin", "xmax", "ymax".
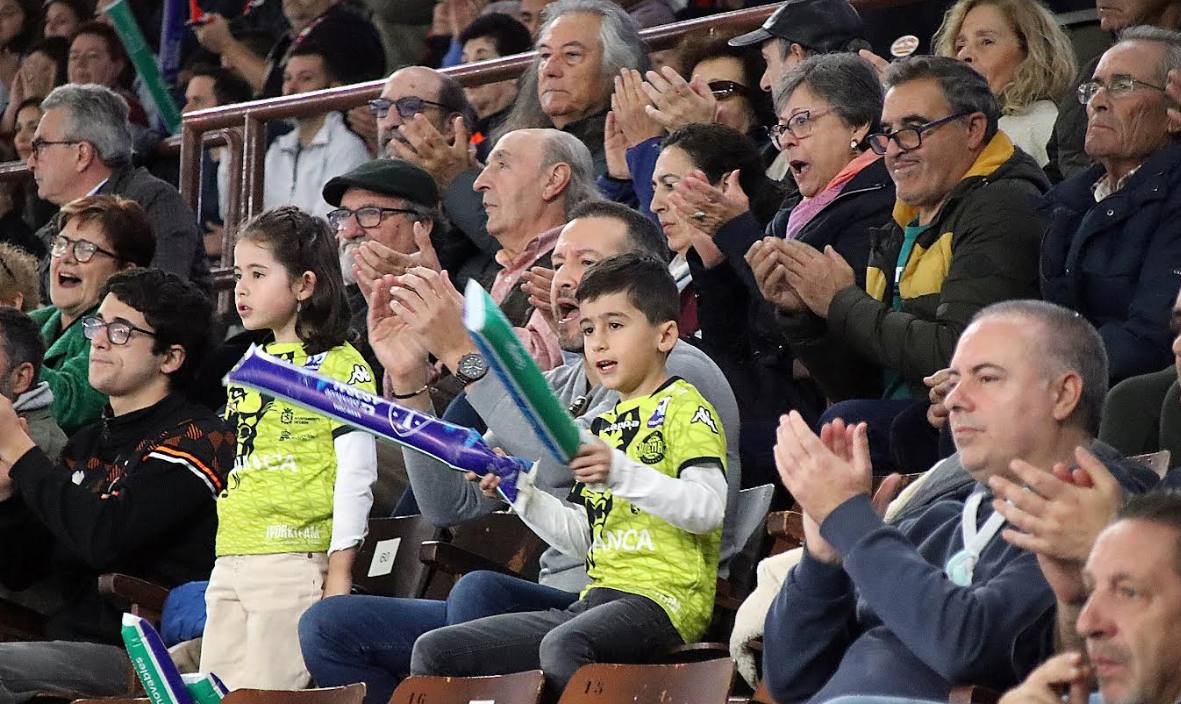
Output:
[{"xmin": 4, "ymin": 0, "xmax": 1181, "ymax": 703}]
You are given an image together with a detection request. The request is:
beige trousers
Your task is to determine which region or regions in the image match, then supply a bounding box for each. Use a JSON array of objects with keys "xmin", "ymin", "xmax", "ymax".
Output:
[{"xmin": 199, "ymin": 552, "xmax": 328, "ymax": 689}]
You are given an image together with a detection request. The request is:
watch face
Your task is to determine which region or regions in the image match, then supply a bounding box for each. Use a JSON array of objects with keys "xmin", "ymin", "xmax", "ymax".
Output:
[{"xmin": 458, "ymin": 354, "xmax": 488, "ymax": 380}]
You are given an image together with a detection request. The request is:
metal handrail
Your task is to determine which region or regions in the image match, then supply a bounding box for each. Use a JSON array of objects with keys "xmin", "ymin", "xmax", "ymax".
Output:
[{"xmin": 3, "ymin": 0, "xmax": 921, "ymax": 307}]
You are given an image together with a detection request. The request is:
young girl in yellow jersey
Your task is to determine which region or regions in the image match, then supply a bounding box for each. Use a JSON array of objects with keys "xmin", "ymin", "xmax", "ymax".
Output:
[{"xmin": 200, "ymin": 207, "xmax": 378, "ymax": 688}]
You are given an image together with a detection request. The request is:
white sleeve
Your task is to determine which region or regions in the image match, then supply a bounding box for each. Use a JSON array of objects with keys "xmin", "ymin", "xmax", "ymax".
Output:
[
  {"xmin": 329, "ymin": 430, "xmax": 378, "ymax": 554},
  {"xmin": 510, "ymin": 464, "xmax": 592, "ymax": 558},
  {"xmin": 605, "ymin": 448, "xmax": 726, "ymax": 535}
]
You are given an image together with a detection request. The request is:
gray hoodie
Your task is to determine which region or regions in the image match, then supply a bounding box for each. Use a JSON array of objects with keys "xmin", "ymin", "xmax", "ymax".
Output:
[
  {"xmin": 14, "ymin": 381, "xmax": 68, "ymax": 463},
  {"xmin": 403, "ymin": 340, "xmax": 743, "ymax": 593}
]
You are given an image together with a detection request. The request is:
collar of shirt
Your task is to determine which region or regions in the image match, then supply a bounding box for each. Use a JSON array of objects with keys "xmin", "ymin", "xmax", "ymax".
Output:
[
  {"xmin": 490, "ymin": 225, "xmax": 561, "ymax": 302},
  {"xmin": 1092, "ymin": 165, "xmax": 1140, "ymax": 202},
  {"xmin": 493, "ymin": 225, "xmax": 560, "ymax": 271},
  {"xmin": 277, "ymin": 111, "xmax": 346, "ymax": 153},
  {"xmin": 86, "ymin": 177, "xmax": 110, "ymax": 197}
]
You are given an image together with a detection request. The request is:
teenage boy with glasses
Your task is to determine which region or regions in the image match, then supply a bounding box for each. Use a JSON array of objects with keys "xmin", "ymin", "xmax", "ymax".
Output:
[{"xmin": 0, "ymin": 267, "xmax": 233, "ymax": 702}]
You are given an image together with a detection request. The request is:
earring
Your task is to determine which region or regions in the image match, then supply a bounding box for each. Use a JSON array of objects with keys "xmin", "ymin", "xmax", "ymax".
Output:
[
  {"xmin": 850, "ymin": 138, "xmax": 860, "ymax": 150},
  {"xmin": 296, "ymin": 300, "xmax": 303, "ymax": 314}
]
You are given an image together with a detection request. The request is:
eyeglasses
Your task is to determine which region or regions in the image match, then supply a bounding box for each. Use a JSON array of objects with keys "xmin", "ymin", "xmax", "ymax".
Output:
[
  {"xmin": 766, "ymin": 109, "xmax": 833, "ymax": 149},
  {"xmin": 30, "ymin": 137, "xmax": 81, "ymax": 158},
  {"xmin": 327, "ymin": 206, "xmax": 418, "ymax": 230},
  {"xmin": 708, "ymin": 80, "xmax": 748, "ymax": 100},
  {"xmin": 82, "ymin": 316, "xmax": 156, "ymax": 346},
  {"xmin": 867, "ymin": 112, "xmax": 970, "ymax": 156},
  {"xmin": 51, "ymin": 234, "xmax": 120, "ymax": 263},
  {"xmin": 367, "ymin": 96, "xmax": 451, "ymax": 120},
  {"xmin": 1077, "ymin": 74, "xmax": 1167, "ymax": 104}
]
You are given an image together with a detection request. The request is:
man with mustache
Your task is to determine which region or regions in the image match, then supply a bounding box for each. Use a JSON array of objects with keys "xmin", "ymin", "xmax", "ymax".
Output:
[
  {"xmin": 369, "ymin": 65, "xmax": 498, "ymax": 289},
  {"xmin": 321, "ymin": 158, "xmax": 442, "ymax": 381}
]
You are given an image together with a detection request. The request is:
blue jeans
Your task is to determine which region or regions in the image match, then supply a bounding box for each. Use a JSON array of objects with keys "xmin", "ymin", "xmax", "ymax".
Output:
[{"xmin": 298, "ymin": 571, "xmax": 577, "ymax": 704}]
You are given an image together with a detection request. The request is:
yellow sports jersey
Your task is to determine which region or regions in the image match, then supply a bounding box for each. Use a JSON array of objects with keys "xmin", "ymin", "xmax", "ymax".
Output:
[
  {"xmin": 571, "ymin": 376, "xmax": 725, "ymax": 642},
  {"xmin": 218, "ymin": 341, "xmax": 376, "ymax": 555}
]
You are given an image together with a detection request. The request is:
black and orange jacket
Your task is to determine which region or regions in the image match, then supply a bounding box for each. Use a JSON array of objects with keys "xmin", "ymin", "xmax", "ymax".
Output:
[
  {"xmin": 0, "ymin": 393, "xmax": 233, "ymax": 644},
  {"xmin": 792, "ymin": 132, "xmax": 1049, "ymax": 400}
]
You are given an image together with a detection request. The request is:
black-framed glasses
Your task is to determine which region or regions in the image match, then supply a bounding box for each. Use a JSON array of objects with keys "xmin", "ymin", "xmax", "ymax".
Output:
[
  {"xmin": 327, "ymin": 206, "xmax": 418, "ymax": 230},
  {"xmin": 1077, "ymin": 74, "xmax": 1167, "ymax": 104},
  {"xmin": 367, "ymin": 96, "xmax": 451, "ymax": 120},
  {"xmin": 50, "ymin": 234, "xmax": 120, "ymax": 263},
  {"xmin": 709, "ymin": 80, "xmax": 749, "ymax": 100},
  {"xmin": 766, "ymin": 109, "xmax": 833, "ymax": 149},
  {"xmin": 81, "ymin": 316, "xmax": 156, "ymax": 346},
  {"xmin": 867, "ymin": 112, "xmax": 970, "ymax": 156},
  {"xmin": 30, "ymin": 137, "xmax": 81, "ymax": 158}
]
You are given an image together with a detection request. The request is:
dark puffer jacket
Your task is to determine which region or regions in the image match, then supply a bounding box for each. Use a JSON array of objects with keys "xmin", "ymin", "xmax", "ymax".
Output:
[{"xmin": 788, "ymin": 132, "xmax": 1050, "ymax": 400}]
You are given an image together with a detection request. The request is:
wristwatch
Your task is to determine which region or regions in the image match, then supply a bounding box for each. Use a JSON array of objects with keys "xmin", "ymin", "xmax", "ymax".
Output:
[{"xmin": 454, "ymin": 353, "xmax": 489, "ymax": 386}]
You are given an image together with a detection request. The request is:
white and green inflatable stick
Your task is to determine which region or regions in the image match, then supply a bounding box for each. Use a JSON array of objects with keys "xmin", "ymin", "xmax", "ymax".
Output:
[
  {"xmin": 104, "ymin": 0, "xmax": 182, "ymax": 133},
  {"xmin": 462, "ymin": 280, "xmax": 582, "ymax": 462},
  {"xmin": 121, "ymin": 613, "xmax": 194, "ymax": 704}
]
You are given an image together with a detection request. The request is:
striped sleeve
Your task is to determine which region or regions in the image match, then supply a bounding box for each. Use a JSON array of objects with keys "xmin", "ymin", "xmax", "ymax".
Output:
[{"xmin": 146, "ymin": 445, "xmax": 225, "ymax": 496}]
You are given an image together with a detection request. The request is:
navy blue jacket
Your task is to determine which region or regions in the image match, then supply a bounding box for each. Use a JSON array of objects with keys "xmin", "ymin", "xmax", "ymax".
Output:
[
  {"xmin": 762, "ymin": 448, "xmax": 1159, "ymax": 703},
  {"xmin": 1041, "ymin": 141, "xmax": 1181, "ymax": 383}
]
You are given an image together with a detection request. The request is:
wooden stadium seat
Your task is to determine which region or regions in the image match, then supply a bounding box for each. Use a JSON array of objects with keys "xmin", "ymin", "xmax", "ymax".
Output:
[
  {"xmin": 390, "ymin": 670, "xmax": 545, "ymax": 704},
  {"xmin": 97, "ymin": 573, "xmax": 170, "ymax": 627},
  {"xmin": 418, "ymin": 511, "xmax": 545, "ymax": 598},
  {"xmin": 221, "ymin": 684, "xmax": 366, "ymax": 704},
  {"xmin": 352, "ymin": 515, "xmax": 445, "ymax": 598},
  {"xmin": 557, "ymin": 658, "xmax": 734, "ymax": 704}
]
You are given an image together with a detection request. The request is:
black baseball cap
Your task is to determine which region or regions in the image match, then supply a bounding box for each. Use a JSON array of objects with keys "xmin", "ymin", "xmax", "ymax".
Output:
[
  {"xmin": 322, "ymin": 159, "xmax": 439, "ymax": 208},
  {"xmin": 729, "ymin": 0, "xmax": 864, "ymax": 52}
]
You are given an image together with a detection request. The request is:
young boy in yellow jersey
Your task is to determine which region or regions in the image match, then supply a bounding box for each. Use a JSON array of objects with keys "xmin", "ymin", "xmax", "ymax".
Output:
[{"xmin": 409, "ymin": 252, "xmax": 728, "ymax": 698}]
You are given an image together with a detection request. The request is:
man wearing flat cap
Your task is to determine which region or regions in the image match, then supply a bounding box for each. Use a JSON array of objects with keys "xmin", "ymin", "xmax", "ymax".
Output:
[
  {"xmin": 730, "ymin": 0, "xmax": 868, "ymax": 93},
  {"xmin": 322, "ymin": 159, "xmax": 443, "ymax": 380}
]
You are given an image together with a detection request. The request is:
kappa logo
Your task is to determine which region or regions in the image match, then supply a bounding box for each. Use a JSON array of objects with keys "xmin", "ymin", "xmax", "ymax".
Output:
[
  {"xmin": 691, "ymin": 406, "xmax": 718, "ymax": 433},
  {"xmin": 636, "ymin": 431, "xmax": 666, "ymax": 464},
  {"xmin": 348, "ymin": 364, "xmax": 373, "ymax": 386},
  {"xmin": 602, "ymin": 418, "xmax": 640, "ymax": 434}
]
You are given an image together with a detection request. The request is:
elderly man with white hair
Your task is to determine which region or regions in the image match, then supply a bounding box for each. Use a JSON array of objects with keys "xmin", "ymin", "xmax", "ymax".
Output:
[{"xmin": 495, "ymin": 0, "xmax": 649, "ymax": 176}]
